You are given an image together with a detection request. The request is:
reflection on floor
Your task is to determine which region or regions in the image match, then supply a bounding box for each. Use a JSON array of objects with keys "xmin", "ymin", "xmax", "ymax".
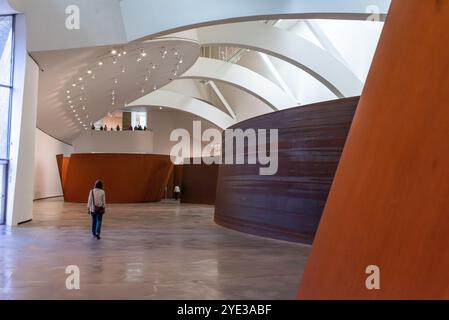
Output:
[{"xmin": 0, "ymin": 198, "xmax": 310, "ymax": 300}]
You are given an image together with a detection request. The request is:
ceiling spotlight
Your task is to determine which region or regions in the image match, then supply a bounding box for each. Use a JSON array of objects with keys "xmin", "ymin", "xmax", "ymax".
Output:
[
  {"xmin": 112, "ymin": 57, "xmax": 117, "ymax": 64},
  {"xmin": 144, "ymin": 76, "xmax": 149, "ymax": 81},
  {"xmin": 159, "ymin": 107, "xmax": 163, "ymax": 110},
  {"xmin": 82, "ymin": 106, "xmax": 86, "ymax": 110},
  {"xmin": 112, "ymin": 90, "xmax": 115, "ymax": 95},
  {"xmin": 174, "ymin": 49, "xmax": 179, "ymax": 56},
  {"xmin": 75, "ymin": 114, "xmax": 79, "ymax": 117},
  {"xmin": 98, "ymin": 60, "xmax": 103, "ymax": 66},
  {"xmin": 72, "ymin": 109, "xmax": 76, "ymax": 113},
  {"xmin": 151, "ymin": 64, "xmax": 156, "ymax": 70},
  {"xmin": 66, "ymin": 90, "xmax": 70, "ymax": 94},
  {"xmin": 140, "ymin": 48, "xmax": 147, "ymax": 57},
  {"xmin": 173, "ymin": 70, "xmax": 178, "ymax": 76},
  {"xmin": 68, "ymin": 100, "xmax": 72, "ymax": 104},
  {"xmin": 112, "ymin": 101, "xmax": 115, "ymax": 105},
  {"xmin": 91, "ymin": 74, "xmax": 96, "ymax": 79},
  {"xmin": 77, "ymin": 118, "xmax": 80, "ymax": 121},
  {"xmin": 87, "ymin": 69, "xmax": 92, "ymax": 74},
  {"xmin": 70, "ymin": 105, "xmax": 74, "ymax": 109},
  {"xmin": 111, "ymin": 49, "xmax": 117, "ymax": 55},
  {"xmin": 153, "ymin": 85, "xmax": 157, "ymax": 90},
  {"xmin": 86, "ymin": 115, "xmax": 89, "ymax": 118},
  {"xmin": 137, "ymin": 56, "xmax": 142, "ymax": 62},
  {"xmin": 67, "ymin": 95, "xmax": 71, "ymax": 99},
  {"xmin": 114, "ymin": 78, "xmax": 118, "ymax": 84},
  {"xmin": 141, "ymin": 88, "xmax": 145, "ymax": 94},
  {"xmin": 80, "ymin": 97, "xmax": 83, "ymax": 101},
  {"xmin": 118, "ymin": 53, "xmax": 122, "ymax": 57},
  {"xmin": 80, "ymin": 85, "xmax": 85, "ymax": 90},
  {"xmin": 122, "ymin": 50, "xmax": 127, "ymax": 55},
  {"xmin": 78, "ymin": 77, "xmax": 83, "ymax": 81},
  {"xmin": 163, "ymin": 47, "xmax": 168, "ymax": 55},
  {"xmin": 121, "ymin": 67, "xmax": 126, "ymax": 73},
  {"xmin": 179, "ymin": 57, "xmax": 183, "ymax": 64},
  {"xmin": 72, "ymin": 83, "xmax": 77, "ymax": 87}
]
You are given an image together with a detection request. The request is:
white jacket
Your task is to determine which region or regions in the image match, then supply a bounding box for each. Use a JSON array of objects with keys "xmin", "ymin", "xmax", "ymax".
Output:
[{"xmin": 87, "ymin": 188, "xmax": 106, "ymax": 213}]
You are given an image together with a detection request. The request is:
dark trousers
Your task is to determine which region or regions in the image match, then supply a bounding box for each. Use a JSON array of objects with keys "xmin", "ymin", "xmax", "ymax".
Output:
[
  {"xmin": 174, "ymin": 192, "xmax": 180, "ymax": 200},
  {"xmin": 91, "ymin": 213, "xmax": 103, "ymax": 236}
]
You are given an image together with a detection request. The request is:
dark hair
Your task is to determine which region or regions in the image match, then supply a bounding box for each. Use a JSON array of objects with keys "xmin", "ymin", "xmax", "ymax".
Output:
[{"xmin": 94, "ymin": 180, "xmax": 103, "ymax": 190}]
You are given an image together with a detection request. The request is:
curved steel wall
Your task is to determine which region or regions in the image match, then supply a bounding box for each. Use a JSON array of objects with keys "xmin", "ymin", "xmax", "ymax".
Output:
[{"xmin": 214, "ymin": 97, "xmax": 358, "ymax": 244}]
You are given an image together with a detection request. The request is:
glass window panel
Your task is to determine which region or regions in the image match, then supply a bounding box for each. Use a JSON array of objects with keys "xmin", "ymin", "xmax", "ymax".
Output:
[
  {"xmin": 0, "ymin": 16, "xmax": 13, "ymax": 86},
  {"xmin": 0, "ymin": 87, "xmax": 11, "ymax": 159}
]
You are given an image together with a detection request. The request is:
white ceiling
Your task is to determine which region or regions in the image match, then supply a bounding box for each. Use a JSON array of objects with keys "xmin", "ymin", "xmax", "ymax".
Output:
[{"xmin": 32, "ymin": 38, "xmax": 200, "ymax": 143}]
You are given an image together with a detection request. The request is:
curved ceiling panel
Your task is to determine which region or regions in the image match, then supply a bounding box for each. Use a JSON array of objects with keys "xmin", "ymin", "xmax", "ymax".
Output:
[
  {"xmin": 126, "ymin": 90, "xmax": 236, "ymax": 129},
  {"xmin": 196, "ymin": 22, "xmax": 364, "ymax": 98},
  {"xmin": 34, "ymin": 39, "xmax": 200, "ymax": 143},
  {"xmin": 179, "ymin": 57, "xmax": 297, "ymax": 111}
]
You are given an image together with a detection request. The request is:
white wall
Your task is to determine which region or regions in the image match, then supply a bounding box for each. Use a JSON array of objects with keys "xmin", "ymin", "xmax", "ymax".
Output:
[
  {"xmin": 73, "ymin": 130, "xmax": 154, "ymax": 154},
  {"xmin": 34, "ymin": 129, "xmax": 73, "ymax": 200},
  {"xmin": 6, "ymin": 14, "xmax": 39, "ymax": 226},
  {"xmin": 148, "ymin": 110, "xmax": 220, "ymax": 157}
]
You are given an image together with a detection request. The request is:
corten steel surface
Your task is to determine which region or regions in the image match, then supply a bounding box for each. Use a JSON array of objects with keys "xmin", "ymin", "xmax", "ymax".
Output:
[
  {"xmin": 56, "ymin": 153, "xmax": 173, "ymax": 203},
  {"xmin": 181, "ymin": 160, "xmax": 219, "ymax": 205},
  {"xmin": 299, "ymin": 0, "xmax": 449, "ymax": 299},
  {"xmin": 214, "ymin": 97, "xmax": 358, "ymax": 244}
]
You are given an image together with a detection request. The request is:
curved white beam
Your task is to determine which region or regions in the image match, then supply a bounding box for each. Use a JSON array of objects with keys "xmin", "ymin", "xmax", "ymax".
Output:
[
  {"xmin": 13, "ymin": 0, "xmax": 390, "ymax": 52},
  {"xmin": 179, "ymin": 57, "xmax": 298, "ymax": 110},
  {"xmin": 127, "ymin": 90, "xmax": 236, "ymax": 129},
  {"xmin": 196, "ymin": 22, "xmax": 364, "ymax": 98},
  {"xmin": 120, "ymin": 0, "xmax": 391, "ymax": 41}
]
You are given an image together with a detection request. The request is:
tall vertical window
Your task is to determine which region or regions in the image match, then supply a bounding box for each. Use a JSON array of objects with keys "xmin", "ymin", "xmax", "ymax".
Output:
[{"xmin": 0, "ymin": 15, "xmax": 14, "ymax": 224}]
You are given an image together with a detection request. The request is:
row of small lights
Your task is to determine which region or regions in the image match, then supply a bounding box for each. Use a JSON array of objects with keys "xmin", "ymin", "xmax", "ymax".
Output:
[{"xmin": 65, "ymin": 46, "xmax": 184, "ymax": 130}]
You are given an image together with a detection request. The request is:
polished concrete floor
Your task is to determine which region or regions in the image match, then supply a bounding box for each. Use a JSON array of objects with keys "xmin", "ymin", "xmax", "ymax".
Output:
[{"xmin": 0, "ymin": 198, "xmax": 310, "ymax": 300}]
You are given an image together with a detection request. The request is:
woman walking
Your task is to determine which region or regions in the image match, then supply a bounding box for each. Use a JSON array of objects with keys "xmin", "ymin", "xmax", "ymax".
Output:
[{"xmin": 87, "ymin": 180, "xmax": 106, "ymax": 239}]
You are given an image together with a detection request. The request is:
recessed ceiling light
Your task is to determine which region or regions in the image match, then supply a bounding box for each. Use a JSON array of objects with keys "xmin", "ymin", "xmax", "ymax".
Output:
[
  {"xmin": 122, "ymin": 50, "xmax": 127, "ymax": 55},
  {"xmin": 78, "ymin": 77, "xmax": 83, "ymax": 81},
  {"xmin": 111, "ymin": 49, "xmax": 117, "ymax": 55},
  {"xmin": 179, "ymin": 58, "xmax": 183, "ymax": 64},
  {"xmin": 163, "ymin": 47, "xmax": 168, "ymax": 55},
  {"xmin": 174, "ymin": 50, "xmax": 179, "ymax": 56},
  {"xmin": 70, "ymin": 105, "xmax": 74, "ymax": 109},
  {"xmin": 121, "ymin": 67, "xmax": 126, "ymax": 73},
  {"xmin": 112, "ymin": 90, "xmax": 115, "ymax": 95},
  {"xmin": 91, "ymin": 74, "xmax": 96, "ymax": 79},
  {"xmin": 82, "ymin": 106, "xmax": 86, "ymax": 110},
  {"xmin": 140, "ymin": 48, "xmax": 147, "ymax": 57},
  {"xmin": 114, "ymin": 78, "xmax": 118, "ymax": 84},
  {"xmin": 112, "ymin": 58, "xmax": 117, "ymax": 64},
  {"xmin": 80, "ymin": 85, "xmax": 85, "ymax": 90},
  {"xmin": 159, "ymin": 107, "xmax": 163, "ymax": 110},
  {"xmin": 153, "ymin": 85, "xmax": 157, "ymax": 90},
  {"xmin": 66, "ymin": 90, "xmax": 70, "ymax": 94},
  {"xmin": 151, "ymin": 64, "xmax": 156, "ymax": 70},
  {"xmin": 72, "ymin": 83, "xmax": 77, "ymax": 87},
  {"xmin": 67, "ymin": 95, "xmax": 71, "ymax": 99},
  {"xmin": 87, "ymin": 69, "xmax": 92, "ymax": 74},
  {"xmin": 68, "ymin": 100, "xmax": 72, "ymax": 104},
  {"xmin": 72, "ymin": 110, "xmax": 76, "ymax": 112},
  {"xmin": 145, "ymin": 76, "xmax": 149, "ymax": 81},
  {"xmin": 80, "ymin": 97, "xmax": 83, "ymax": 101}
]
